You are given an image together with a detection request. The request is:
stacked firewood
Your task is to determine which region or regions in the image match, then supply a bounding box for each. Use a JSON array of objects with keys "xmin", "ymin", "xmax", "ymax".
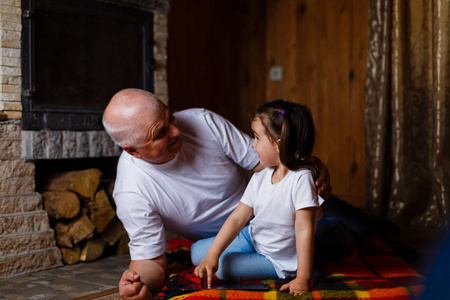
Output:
[{"xmin": 42, "ymin": 168, "xmax": 129, "ymax": 265}]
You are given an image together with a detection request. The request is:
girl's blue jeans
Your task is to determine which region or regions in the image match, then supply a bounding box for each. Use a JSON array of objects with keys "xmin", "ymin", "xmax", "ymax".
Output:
[
  {"xmin": 190, "ymin": 226, "xmax": 278, "ymax": 281},
  {"xmin": 191, "ymin": 217, "xmax": 355, "ymax": 281}
]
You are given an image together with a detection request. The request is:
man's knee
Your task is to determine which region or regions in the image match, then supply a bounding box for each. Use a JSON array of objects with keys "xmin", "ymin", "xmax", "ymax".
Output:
[{"xmin": 314, "ymin": 217, "xmax": 354, "ymax": 262}]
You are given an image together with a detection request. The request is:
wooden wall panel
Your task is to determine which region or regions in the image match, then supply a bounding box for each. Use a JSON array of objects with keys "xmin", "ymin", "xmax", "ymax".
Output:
[
  {"xmin": 167, "ymin": 0, "xmax": 266, "ymax": 133},
  {"xmin": 265, "ymin": 0, "xmax": 368, "ymax": 207},
  {"xmin": 234, "ymin": 0, "xmax": 268, "ymax": 134},
  {"xmin": 348, "ymin": 0, "xmax": 369, "ymax": 203},
  {"xmin": 265, "ymin": 0, "xmax": 298, "ymax": 101},
  {"xmin": 167, "ymin": 0, "xmax": 368, "ymax": 207}
]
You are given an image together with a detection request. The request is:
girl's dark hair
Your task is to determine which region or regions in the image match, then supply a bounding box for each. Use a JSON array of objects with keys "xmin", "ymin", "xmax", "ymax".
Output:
[{"xmin": 251, "ymin": 100, "xmax": 317, "ymax": 174}]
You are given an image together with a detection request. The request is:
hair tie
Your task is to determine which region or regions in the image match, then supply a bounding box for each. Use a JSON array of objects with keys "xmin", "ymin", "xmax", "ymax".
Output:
[{"xmin": 280, "ymin": 110, "xmax": 286, "ymax": 115}]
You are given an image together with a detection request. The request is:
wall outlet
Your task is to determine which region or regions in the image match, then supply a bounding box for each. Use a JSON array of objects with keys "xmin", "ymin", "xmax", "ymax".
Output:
[{"xmin": 270, "ymin": 66, "xmax": 283, "ymax": 81}]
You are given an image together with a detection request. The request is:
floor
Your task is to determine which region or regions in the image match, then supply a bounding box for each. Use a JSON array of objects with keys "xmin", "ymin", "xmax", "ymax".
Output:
[
  {"xmin": 0, "ymin": 226, "xmax": 444, "ymax": 300},
  {"xmin": 397, "ymin": 225, "xmax": 448, "ymax": 272},
  {"xmin": 0, "ymin": 254, "xmax": 129, "ymax": 300}
]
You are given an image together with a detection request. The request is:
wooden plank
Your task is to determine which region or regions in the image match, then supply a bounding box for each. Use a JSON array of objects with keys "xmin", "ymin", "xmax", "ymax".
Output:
[
  {"xmin": 330, "ymin": 2, "xmax": 346, "ymax": 194},
  {"xmin": 167, "ymin": 0, "xmax": 250, "ymax": 131},
  {"xmin": 90, "ymin": 189, "xmax": 116, "ymax": 233},
  {"xmin": 266, "ymin": 0, "xmax": 297, "ymax": 101},
  {"xmin": 117, "ymin": 230, "xmax": 130, "ymax": 255},
  {"xmin": 79, "ymin": 237, "xmax": 106, "ymax": 262},
  {"xmin": 43, "ymin": 190, "xmax": 80, "ymax": 219},
  {"xmin": 348, "ymin": 0, "xmax": 368, "ymax": 205},
  {"xmin": 101, "ymin": 217, "xmax": 124, "ymax": 246},
  {"xmin": 70, "ymin": 215, "xmax": 96, "ymax": 244},
  {"xmin": 43, "ymin": 168, "xmax": 102, "ymax": 199},
  {"xmin": 265, "ymin": 0, "xmax": 368, "ymax": 206},
  {"xmin": 236, "ymin": 0, "xmax": 267, "ymax": 133},
  {"xmin": 71, "ymin": 288, "xmax": 119, "ymax": 300},
  {"xmin": 61, "ymin": 245, "xmax": 80, "ymax": 265},
  {"xmin": 295, "ymin": 0, "xmax": 322, "ymax": 117}
]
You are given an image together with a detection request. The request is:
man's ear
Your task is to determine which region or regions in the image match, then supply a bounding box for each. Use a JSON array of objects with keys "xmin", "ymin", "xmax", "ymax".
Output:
[{"xmin": 123, "ymin": 145, "xmax": 142, "ymax": 159}]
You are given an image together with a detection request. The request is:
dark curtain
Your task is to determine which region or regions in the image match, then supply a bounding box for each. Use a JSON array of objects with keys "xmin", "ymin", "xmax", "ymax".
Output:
[{"xmin": 365, "ymin": 0, "xmax": 450, "ymax": 227}]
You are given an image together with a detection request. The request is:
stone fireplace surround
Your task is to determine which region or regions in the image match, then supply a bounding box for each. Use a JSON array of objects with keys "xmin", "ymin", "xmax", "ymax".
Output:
[{"xmin": 0, "ymin": 0, "xmax": 170, "ymax": 278}]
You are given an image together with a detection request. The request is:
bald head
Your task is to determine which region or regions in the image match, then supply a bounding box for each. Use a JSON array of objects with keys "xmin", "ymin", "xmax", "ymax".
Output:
[{"xmin": 103, "ymin": 88, "xmax": 167, "ymax": 147}]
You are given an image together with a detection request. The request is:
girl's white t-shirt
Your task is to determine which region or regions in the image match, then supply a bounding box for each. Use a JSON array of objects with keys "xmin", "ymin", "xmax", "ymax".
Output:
[{"xmin": 240, "ymin": 167, "xmax": 324, "ymax": 278}]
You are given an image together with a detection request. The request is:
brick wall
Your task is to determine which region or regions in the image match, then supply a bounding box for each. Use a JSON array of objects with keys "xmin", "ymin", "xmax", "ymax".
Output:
[
  {"xmin": 0, "ymin": 0, "xmax": 169, "ymax": 278},
  {"xmin": 0, "ymin": 0, "xmax": 22, "ymax": 120}
]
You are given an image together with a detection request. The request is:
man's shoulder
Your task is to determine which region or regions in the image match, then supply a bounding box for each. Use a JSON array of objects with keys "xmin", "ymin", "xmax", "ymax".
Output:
[
  {"xmin": 174, "ymin": 108, "xmax": 209, "ymax": 120},
  {"xmin": 175, "ymin": 108, "xmax": 224, "ymax": 138},
  {"xmin": 115, "ymin": 152, "xmax": 157, "ymax": 189},
  {"xmin": 175, "ymin": 108, "xmax": 228, "ymax": 125},
  {"xmin": 175, "ymin": 108, "xmax": 207, "ymax": 129}
]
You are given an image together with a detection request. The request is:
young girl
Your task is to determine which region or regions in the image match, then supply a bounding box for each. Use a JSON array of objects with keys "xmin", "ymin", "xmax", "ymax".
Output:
[{"xmin": 191, "ymin": 100, "xmax": 324, "ymax": 296}]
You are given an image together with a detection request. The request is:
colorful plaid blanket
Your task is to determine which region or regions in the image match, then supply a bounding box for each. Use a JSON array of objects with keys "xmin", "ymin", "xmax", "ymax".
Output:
[{"xmin": 160, "ymin": 237, "xmax": 426, "ymax": 299}]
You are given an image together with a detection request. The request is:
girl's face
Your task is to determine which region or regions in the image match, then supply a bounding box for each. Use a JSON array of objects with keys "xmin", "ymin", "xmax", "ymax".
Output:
[{"xmin": 251, "ymin": 118, "xmax": 280, "ymax": 167}]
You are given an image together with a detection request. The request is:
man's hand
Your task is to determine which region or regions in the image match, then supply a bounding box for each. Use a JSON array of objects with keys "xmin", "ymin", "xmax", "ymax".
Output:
[
  {"xmin": 279, "ymin": 277, "xmax": 310, "ymax": 296},
  {"xmin": 119, "ymin": 256, "xmax": 166, "ymax": 300},
  {"xmin": 194, "ymin": 256, "xmax": 219, "ymax": 289},
  {"xmin": 119, "ymin": 270, "xmax": 152, "ymax": 300},
  {"xmin": 311, "ymin": 156, "xmax": 332, "ymax": 200}
]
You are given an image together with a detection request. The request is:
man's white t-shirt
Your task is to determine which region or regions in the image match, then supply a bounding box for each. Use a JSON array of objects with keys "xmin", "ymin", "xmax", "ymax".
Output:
[
  {"xmin": 240, "ymin": 167, "xmax": 324, "ymax": 278},
  {"xmin": 113, "ymin": 108, "xmax": 259, "ymax": 260}
]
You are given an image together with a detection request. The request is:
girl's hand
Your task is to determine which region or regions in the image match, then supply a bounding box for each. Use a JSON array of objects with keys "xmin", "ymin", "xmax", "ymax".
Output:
[
  {"xmin": 194, "ymin": 257, "xmax": 218, "ymax": 289},
  {"xmin": 280, "ymin": 277, "xmax": 310, "ymax": 296}
]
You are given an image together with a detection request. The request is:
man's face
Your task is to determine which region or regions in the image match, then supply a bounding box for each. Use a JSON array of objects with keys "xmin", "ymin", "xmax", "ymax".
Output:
[{"xmin": 131, "ymin": 108, "xmax": 182, "ymax": 164}]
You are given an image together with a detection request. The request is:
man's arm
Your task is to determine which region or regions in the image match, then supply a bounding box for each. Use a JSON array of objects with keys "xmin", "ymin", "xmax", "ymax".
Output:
[
  {"xmin": 251, "ymin": 162, "xmax": 265, "ymax": 172},
  {"xmin": 130, "ymin": 255, "xmax": 167, "ymax": 291},
  {"xmin": 119, "ymin": 255, "xmax": 167, "ymax": 300}
]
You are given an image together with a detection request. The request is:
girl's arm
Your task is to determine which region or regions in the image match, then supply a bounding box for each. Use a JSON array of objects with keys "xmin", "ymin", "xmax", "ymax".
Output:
[
  {"xmin": 194, "ymin": 202, "xmax": 253, "ymax": 288},
  {"xmin": 280, "ymin": 207, "xmax": 316, "ymax": 296}
]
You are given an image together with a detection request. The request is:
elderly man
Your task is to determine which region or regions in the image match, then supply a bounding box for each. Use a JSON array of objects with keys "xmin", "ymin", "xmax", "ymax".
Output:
[{"xmin": 102, "ymin": 88, "xmax": 333, "ymax": 299}]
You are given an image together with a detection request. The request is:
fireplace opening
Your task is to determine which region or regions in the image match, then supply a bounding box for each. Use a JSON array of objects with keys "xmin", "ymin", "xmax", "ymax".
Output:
[
  {"xmin": 34, "ymin": 157, "xmax": 119, "ymax": 192},
  {"xmin": 21, "ymin": 0, "xmax": 155, "ymax": 131}
]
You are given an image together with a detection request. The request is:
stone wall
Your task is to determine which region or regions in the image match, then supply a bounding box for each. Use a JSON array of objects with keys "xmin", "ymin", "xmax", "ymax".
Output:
[
  {"xmin": 0, "ymin": 121, "xmax": 63, "ymax": 277},
  {"xmin": 0, "ymin": 0, "xmax": 169, "ymax": 278}
]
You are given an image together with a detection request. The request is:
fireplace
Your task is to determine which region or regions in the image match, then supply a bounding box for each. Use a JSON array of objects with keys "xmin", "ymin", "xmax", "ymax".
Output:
[
  {"xmin": 0, "ymin": 0, "xmax": 169, "ymax": 278},
  {"xmin": 21, "ymin": 0, "xmax": 154, "ymax": 131},
  {"xmin": 19, "ymin": 0, "xmax": 170, "ymax": 161}
]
